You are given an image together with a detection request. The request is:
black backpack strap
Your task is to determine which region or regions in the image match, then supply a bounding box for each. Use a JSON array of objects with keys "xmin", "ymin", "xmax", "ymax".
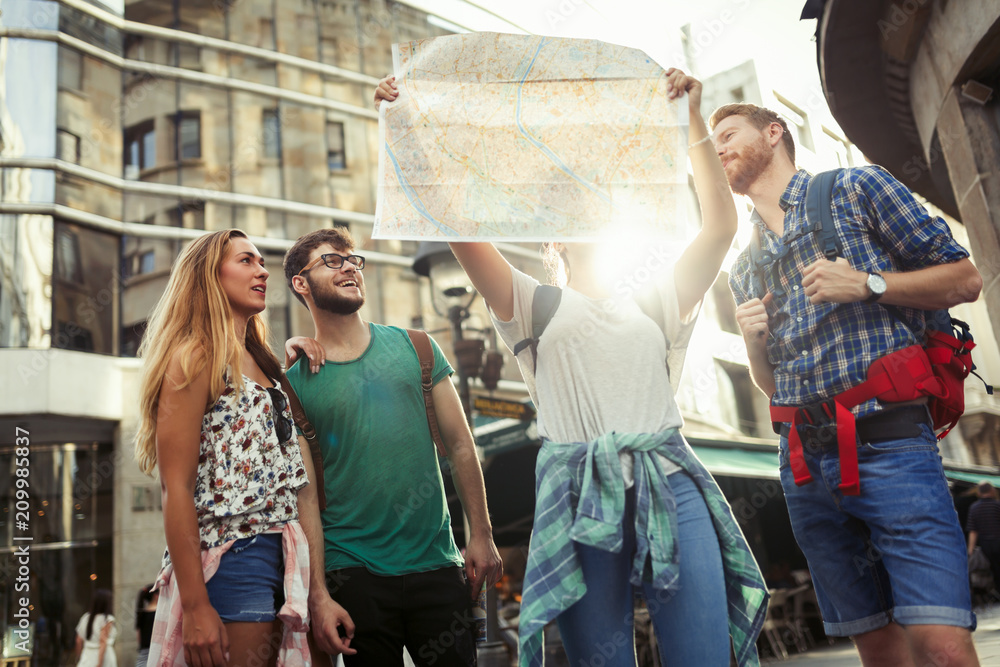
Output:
[
  {"xmin": 807, "ymin": 169, "xmax": 844, "ymax": 260},
  {"xmin": 512, "ymin": 284, "xmax": 562, "ymax": 374}
]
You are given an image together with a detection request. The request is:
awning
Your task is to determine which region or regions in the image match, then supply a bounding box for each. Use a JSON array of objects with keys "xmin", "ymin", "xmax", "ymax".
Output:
[
  {"xmin": 944, "ymin": 469, "xmax": 1000, "ymax": 486},
  {"xmin": 690, "ymin": 445, "xmax": 779, "ymax": 480}
]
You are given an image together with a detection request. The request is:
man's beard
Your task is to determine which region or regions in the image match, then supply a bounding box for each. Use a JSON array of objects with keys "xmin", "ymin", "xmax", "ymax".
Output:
[
  {"xmin": 310, "ymin": 277, "xmax": 365, "ymax": 315},
  {"xmin": 726, "ymin": 134, "xmax": 773, "ymax": 195}
]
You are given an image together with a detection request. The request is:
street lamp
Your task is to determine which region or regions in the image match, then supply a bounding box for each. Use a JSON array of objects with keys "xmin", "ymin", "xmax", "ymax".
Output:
[{"xmin": 412, "ymin": 241, "xmax": 503, "ymax": 423}]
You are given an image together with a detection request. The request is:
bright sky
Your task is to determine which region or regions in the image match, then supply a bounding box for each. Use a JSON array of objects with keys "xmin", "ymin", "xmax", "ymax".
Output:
[
  {"xmin": 404, "ymin": 0, "xmax": 836, "ymax": 130},
  {"xmin": 409, "ymin": 0, "xmax": 816, "ymax": 74}
]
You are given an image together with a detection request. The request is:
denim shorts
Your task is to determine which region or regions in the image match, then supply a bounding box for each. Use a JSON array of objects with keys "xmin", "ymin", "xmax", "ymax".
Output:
[
  {"xmin": 204, "ymin": 532, "xmax": 285, "ymax": 623},
  {"xmin": 778, "ymin": 418, "xmax": 975, "ymax": 637}
]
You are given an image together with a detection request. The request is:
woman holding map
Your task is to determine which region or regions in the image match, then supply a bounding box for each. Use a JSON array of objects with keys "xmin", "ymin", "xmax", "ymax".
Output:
[{"xmin": 374, "ymin": 69, "xmax": 766, "ymax": 666}]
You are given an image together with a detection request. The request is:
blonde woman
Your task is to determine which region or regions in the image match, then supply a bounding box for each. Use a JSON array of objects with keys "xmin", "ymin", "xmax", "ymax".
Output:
[
  {"xmin": 372, "ymin": 69, "xmax": 768, "ymax": 666},
  {"xmin": 135, "ymin": 229, "xmax": 354, "ymax": 667}
]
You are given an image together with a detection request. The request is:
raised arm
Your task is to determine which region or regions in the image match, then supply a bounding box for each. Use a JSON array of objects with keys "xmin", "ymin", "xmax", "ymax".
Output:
[
  {"xmin": 447, "ymin": 242, "xmax": 515, "ymax": 322},
  {"xmin": 669, "ymin": 69, "xmax": 738, "ymax": 320},
  {"xmin": 431, "ymin": 374, "xmax": 503, "ymax": 597},
  {"xmin": 156, "ymin": 354, "xmax": 229, "ymax": 667}
]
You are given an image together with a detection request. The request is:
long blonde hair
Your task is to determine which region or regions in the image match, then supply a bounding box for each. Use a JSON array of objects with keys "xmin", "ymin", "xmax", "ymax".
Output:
[{"xmin": 134, "ymin": 229, "xmax": 281, "ymax": 476}]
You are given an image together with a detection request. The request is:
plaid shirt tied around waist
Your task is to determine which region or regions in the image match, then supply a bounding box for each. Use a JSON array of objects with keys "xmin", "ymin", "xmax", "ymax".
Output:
[
  {"xmin": 729, "ymin": 167, "xmax": 969, "ymax": 419},
  {"xmin": 517, "ymin": 429, "xmax": 768, "ymax": 667}
]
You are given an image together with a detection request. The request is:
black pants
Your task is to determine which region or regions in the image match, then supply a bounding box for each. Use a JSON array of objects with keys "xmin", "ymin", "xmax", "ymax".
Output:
[
  {"xmin": 981, "ymin": 542, "xmax": 1000, "ymax": 594},
  {"xmin": 325, "ymin": 566, "xmax": 477, "ymax": 667}
]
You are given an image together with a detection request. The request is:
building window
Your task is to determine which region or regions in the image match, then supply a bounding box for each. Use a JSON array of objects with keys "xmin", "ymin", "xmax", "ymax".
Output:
[
  {"xmin": 54, "ymin": 227, "xmax": 83, "ymax": 283},
  {"xmin": 174, "ymin": 113, "xmax": 201, "ymax": 160},
  {"xmin": 57, "ymin": 46, "xmax": 83, "ymax": 91},
  {"xmin": 773, "ymin": 93, "xmax": 814, "ymax": 153},
  {"xmin": 124, "ymin": 34, "xmax": 145, "ymax": 60},
  {"xmin": 259, "ymin": 18, "xmax": 275, "ymax": 50},
  {"xmin": 167, "ymin": 42, "xmax": 201, "ymax": 69},
  {"xmin": 263, "ymin": 109, "xmax": 282, "ymax": 159},
  {"xmin": 122, "ymin": 249, "xmax": 155, "ymax": 279},
  {"xmin": 169, "ymin": 201, "xmax": 206, "ymax": 229},
  {"xmin": 52, "ymin": 221, "xmax": 119, "ymax": 355},
  {"xmin": 124, "ymin": 121, "xmax": 156, "ymax": 177},
  {"xmin": 131, "ymin": 484, "xmax": 162, "ymax": 512},
  {"xmin": 121, "ymin": 320, "xmax": 147, "ymax": 357},
  {"xmin": 327, "ymin": 121, "xmax": 346, "ymax": 170},
  {"xmin": 57, "ymin": 129, "xmax": 81, "ymax": 164},
  {"xmin": 320, "ymin": 37, "xmax": 339, "ymax": 66}
]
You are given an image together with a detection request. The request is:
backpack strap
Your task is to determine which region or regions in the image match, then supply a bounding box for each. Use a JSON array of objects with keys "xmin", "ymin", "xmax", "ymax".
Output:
[
  {"xmin": 807, "ymin": 169, "xmax": 844, "ymax": 261},
  {"xmin": 281, "ymin": 375, "xmax": 328, "ymax": 511},
  {"xmin": 807, "ymin": 169, "xmax": 922, "ymax": 338},
  {"xmin": 512, "ymin": 284, "xmax": 562, "ymax": 374},
  {"xmin": 406, "ymin": 329, "xmax": 448, "ymax": 457}
]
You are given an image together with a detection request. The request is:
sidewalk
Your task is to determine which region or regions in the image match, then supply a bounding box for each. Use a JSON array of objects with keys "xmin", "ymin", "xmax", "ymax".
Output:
[{"xmin": 771, "ymin": 605, "xmax": 1000, "ymax": 666}]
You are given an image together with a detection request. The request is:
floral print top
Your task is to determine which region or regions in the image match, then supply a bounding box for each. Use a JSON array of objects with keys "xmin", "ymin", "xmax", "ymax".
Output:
[{"xmin": 162, "ymin": 372, "xmax": 308, "ymax": 566}]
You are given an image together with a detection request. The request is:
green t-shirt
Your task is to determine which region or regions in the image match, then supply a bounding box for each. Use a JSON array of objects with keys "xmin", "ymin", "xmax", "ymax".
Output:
[{"xmin": 286, "ymin": 323, "xmax": 464, "ymax": 575}]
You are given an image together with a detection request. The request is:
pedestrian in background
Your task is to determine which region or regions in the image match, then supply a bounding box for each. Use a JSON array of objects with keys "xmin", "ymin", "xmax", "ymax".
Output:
[
  {"xmin": 968, "ymin": 482, "xmax": 1000, "ymax": 594},
  {"xmin": 133, "ymin": 584, "xmax": 157, "ymax": 667},
  {"xmin": 75, "ymin": 589, "xmax": 116, "ymax": 667}
]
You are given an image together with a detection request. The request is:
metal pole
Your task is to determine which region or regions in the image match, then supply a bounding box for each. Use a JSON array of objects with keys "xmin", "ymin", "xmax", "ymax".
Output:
[{"xmin": 448, "ymin": 305, "xmax": 473, "ymax": 426}]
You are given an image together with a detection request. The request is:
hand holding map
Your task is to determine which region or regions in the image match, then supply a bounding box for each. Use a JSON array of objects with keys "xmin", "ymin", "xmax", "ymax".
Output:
[{"xmin": 374, "ymin": 33, "xmax": 689, "ymax": 241}]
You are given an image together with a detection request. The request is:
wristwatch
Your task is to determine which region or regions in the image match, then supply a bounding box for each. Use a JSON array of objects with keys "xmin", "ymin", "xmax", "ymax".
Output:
[{"xmin": 864, "ymin": 272, "xmax": 887, "ymax": 304}]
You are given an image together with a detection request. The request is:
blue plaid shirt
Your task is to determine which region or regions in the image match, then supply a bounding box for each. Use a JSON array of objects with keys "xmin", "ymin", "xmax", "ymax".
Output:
[{"xmin": 729, "ymin": 167, "xmax": 969, "ymax": 418}]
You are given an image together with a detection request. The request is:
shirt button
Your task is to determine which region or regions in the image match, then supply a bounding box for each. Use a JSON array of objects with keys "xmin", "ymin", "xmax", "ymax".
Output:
[
  {"xmin": 797, "ymin": 317, "xmax": 803, "ymax": 323},
  {"xmin": 801, "ymin": 350, "xmax": 808, "ymax": 356},
  {"xmin": 793, "ymin": 285, "xmax": 800, "ymax": 291},
  {"xmin": 803, "ymin": 380, "xmax": 810, "ymax": 386}
]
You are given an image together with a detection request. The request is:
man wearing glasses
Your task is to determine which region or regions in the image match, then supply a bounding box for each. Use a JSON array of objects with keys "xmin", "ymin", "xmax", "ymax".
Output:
[{"xmin": 281, "ymin": 227, "xmax": 502, "ymax": 667}]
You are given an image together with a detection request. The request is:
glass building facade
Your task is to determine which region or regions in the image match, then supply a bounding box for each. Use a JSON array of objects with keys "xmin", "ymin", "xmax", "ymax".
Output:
[{"xmin": 0, "ymin": 1, "xmax": 458, "ymax": 663}]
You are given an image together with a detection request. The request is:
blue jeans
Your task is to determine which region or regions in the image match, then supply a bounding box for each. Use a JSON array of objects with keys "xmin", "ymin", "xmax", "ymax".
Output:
[
  {"xmin": 557, "ymin": 471, "xmax": 730, "ymax": 666},
  {"xmin": 204, "ymin": 532, "xmax": 285, "ymax": 623},
  {"xmin": 779, "ymin": 419, "xmax": 975, "ymax": 637}
]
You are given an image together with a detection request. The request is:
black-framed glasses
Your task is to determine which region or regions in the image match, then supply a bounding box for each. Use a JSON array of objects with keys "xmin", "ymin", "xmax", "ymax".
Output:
[
  {"xmin": 297, "ymin": 253, "xmax": 366, "ymax": 276},
  {"xmin": 266, "ymin": 387, "xmax": 293, "ymax": 444}
]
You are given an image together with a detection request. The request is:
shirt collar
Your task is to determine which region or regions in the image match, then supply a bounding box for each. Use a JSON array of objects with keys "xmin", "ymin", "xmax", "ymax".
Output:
[
  {"xmin": 780, "ymin": 169, "xmax": 812, "ymax": 212},
  {"xmin": 749, "ymin": 169, "xmax": 812, "ymax": 232}
]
